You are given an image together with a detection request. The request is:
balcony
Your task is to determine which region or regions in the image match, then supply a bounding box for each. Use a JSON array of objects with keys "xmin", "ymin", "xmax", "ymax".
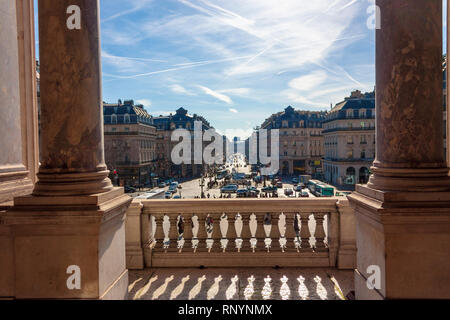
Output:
[{"xmin": 125, "ymin": 198, "xmax": 356, "ymax": 299}]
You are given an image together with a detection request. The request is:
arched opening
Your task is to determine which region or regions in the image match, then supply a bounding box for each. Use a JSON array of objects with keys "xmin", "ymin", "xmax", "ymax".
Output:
[
  {"xmin": 359, "ymin": 167, "xmax": 370, "ymax": 184},
  {"xmin": 345, "ymin": 167, "xmax": 356, "ymax": 185}
]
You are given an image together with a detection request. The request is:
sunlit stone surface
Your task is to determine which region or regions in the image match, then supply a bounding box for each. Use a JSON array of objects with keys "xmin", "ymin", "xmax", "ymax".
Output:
[{"xmin": 129, "ymin": 268, "xmax": 354, "ymax": 300}]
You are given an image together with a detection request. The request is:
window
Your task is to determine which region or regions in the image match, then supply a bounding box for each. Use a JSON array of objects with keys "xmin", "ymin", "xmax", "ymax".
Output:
[
  {"xmin": 360, "ymin": 122, "xmax": 366, "ymax": 129},
  {"xmin": 125, "ymin": 127, "xmax": 130, "ymax": 132},
  {"xmin": 111, "ymin": 114, "xmax": 117, "ymax": 124},
  {"xmin": 347, "ymin": 150, "xmax": 353, "ymax": 159},
  {"xmin": 361, "ymin": 150, "xmax": 366, "ymax": 159},
  {"xmin": 347, "ymin": 136, "xmax": 354, "ymax": 144},
  {"xmin": 124, "ymin": 114, "xmax": 130, "ymax": 124},
  {"xmin": 361, "ymin": 135, "xmax": 367, "ymax": 144}
]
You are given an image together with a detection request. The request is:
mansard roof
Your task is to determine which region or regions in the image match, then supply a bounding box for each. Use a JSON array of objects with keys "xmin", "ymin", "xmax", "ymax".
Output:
[
  {"xmin": 261, "ymin": 106, "xmax": 327, "ymax": 129},
  {"xmin": 103, "ymin": 100, "xmax": 154, "ymax": 126}
]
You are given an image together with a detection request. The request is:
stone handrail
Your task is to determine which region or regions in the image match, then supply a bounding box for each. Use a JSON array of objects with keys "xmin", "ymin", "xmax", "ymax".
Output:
[{"xmin": 125, "ymin": 198, "xmax": 356, "ymax": 269}]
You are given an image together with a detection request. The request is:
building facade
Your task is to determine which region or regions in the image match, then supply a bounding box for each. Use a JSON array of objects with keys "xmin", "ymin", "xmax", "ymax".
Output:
[
  {"xmin": 104, "ymin": 100, "xmax": 157, "ymax": 187},
  {"xmin": 323, "ymin": 90, "xmax": 375, "ymax": 188},
  {"xmin": 260, "ymin": 106, "xmax": 326, "ymax": 176},
  {"xmin": 153, "ymin": 107, "xmax": 213, "ymax": 178}
]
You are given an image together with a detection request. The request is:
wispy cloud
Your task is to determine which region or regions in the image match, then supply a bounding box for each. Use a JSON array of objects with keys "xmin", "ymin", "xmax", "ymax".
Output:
[
  {"xmin": 101, "ymin": 0, "xmax": 154, "ymax": 23},
  {"xmin": 197, "ymin": 85, "xmax": 233, "ymax": 104},
  {"xmin": 170, "ymin": 84, "xmax": 195, "ymax": 96},
  {"xmin": 229, "ymin": 108, "xmax": 238, "ymax": 113}
]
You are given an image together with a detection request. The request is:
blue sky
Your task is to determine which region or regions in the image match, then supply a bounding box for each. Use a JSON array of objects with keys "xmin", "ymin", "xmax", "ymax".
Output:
[{"xmin": 34, "ymin": 0, "xmax": 447, "ymax": 139}]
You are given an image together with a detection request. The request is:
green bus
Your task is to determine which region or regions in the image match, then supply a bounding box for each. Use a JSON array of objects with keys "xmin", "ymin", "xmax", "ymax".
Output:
[{"xmin": 307, "ymin": 180, "xmax": 335, "ymax": 197}]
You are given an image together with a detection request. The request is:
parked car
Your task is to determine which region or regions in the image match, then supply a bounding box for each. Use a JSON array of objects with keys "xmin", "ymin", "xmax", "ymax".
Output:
[
  {"xmin": 221, "ymin": 184, "xmax": 239, "ymax": 193},
  {"xmin": 284, "ymin": 188, "xmax": 294, "ymax": 196},
  {"xmin": 237, "ymin": 189, "xmax": 248, "ymax": 197},
  {"xmin": 173, "ymin": 195, "xmax": 181, "ymax": 199},
  {"xmin": 301, "ymin": 191, "xmax": 310, "ymax": 198},
  {"xmin": 247, "ymin": 186, "xmax": 260, "ymax": 194},
  {"xmin": 292, "ymin": 178, "xmax": 299, "ymax": 184},
  {"xmin": 276, "ymin": 181, "xmax": 283, "ymax": 188},
  {"xmin": 262, "ymin": 186, "xmax": 277, "ymax": 192},
  {"xmin": 294, "ymin": 185, "xmax": 303, "ymax": 192},
  {"xmin": 158, "ymin": 182, "xmax": 166, "ymax": 188},
  {"xmin": 164, "ymin": 191, "xmax": 172, "ymax": 199}
]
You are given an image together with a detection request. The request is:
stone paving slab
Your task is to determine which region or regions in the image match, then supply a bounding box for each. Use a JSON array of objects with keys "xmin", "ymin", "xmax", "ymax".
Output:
[{"xmin": 128, "ymin": 267, "xmax": 354, "ymax": 300}]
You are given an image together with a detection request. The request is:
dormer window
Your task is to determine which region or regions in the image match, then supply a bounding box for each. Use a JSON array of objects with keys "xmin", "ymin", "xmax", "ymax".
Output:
[
  {"xmin": 124, "ymin": 114, "xmax": 130, "ymax": 124},
  {"xmin": 111, "ymin": 114, "xmax": 117, "ymax": 124}
]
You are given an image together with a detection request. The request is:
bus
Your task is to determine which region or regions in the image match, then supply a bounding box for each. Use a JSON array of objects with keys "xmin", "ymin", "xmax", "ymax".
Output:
[
  {"xmin": 134, "ymin": 189, "xmax": 166, "ymax": 199},
  {"xmin": 307, "ymin": 180, "xmax": 335, "ymax": 197}
]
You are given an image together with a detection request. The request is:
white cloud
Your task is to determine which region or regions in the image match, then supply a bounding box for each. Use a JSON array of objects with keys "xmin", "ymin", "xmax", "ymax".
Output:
[
  {"xmin": 136, "ymin": 99, "xmax": 152, "ymax": 107},
  {"xmin": 288, "ymin": 71, "xmax": 328, "ymax": 91},
  {"xmin": 229, "ymin": 108, "xmax": 238, "ymax": 113},
  {"xmin": 197, "ymin": 85, "xmax": 233, "ymax": 104},
  {"xmin": 170, "ymin": 84, "xmax": 195, "ymax": 96}
]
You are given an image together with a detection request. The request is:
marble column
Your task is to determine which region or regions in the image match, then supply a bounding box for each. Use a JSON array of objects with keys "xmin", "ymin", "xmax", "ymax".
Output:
[
  {"xmin": 348, "ymin": 0, "xmax": 450, "ymax": 299},
  {"xmin": 33, "ymin": 0, "xmax": 113, "ymax": 196},
  {"xmin": 5, "ymin": 0, "xmax": 131, "ymax": 300},
  {"xmin": 367, "ymin": 0, "xmax": 450, "ymax": 192}
]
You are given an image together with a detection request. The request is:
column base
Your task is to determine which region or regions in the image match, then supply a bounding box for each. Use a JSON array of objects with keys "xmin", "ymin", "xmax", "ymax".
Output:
[
  {"xmin": 33, "ymin": 170, "xmax": 114, "ymax": 196},
  {"xmin": 348, "ymin": 184, "xmax": 450, "ymax": 299},
  {"xmin": 368, "ymin": 166, "xmax": 450, "ymax": 192},
  {"xmin": 3, "ymin": 187, "xmax": 132, "ymax": 299}
]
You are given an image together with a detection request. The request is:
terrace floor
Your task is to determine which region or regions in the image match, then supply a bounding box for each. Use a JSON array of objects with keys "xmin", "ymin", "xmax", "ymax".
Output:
[{"xmin": 128, "ymin": 267, "xmax": 354, "ymax": 300}]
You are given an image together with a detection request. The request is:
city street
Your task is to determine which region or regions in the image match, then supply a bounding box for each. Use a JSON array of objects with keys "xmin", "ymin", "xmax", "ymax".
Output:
[{"xmin": 131, "ymin": 154, "xmax": 316, "ymax": 199}]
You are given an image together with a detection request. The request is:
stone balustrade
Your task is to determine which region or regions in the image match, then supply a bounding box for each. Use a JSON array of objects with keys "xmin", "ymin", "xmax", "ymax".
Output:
[{"xmin": 125, "ymin": 198, "xmax": 356, "ymax": 270}]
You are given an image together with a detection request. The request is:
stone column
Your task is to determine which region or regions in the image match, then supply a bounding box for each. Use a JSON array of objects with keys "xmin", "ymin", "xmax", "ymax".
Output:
[
  {"xmin": 367, "ymin": 0, "xmax": 450, "ymax": 192},
  {"xmin": 33, "ymin": 0, "xmax": 112, "ymax": 196},
  {"xmin": 5, "ymin": 0, "xmax": 131, "ymax": 300},
  {"xmin": 349, "ymin": 0, "xmax": 450, "ymax": 299}
]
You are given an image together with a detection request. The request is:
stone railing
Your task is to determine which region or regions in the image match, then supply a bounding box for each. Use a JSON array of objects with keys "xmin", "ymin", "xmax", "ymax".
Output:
[{"xmin": 125, "ymin": 198, "xmax": 356, "ymax": 269}]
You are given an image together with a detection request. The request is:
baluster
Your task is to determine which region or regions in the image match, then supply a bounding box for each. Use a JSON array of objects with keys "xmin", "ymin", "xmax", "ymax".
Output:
[
  {"xmin": 299, "ymin": 212, "xmax": 313, "ymax": 252},
  {"xmin": 249, "ymin": 213, "xmax": 258, "ymax": 253},
  {"xmin": 191, "ymin": 214, "xmax": 200, "ymax": 252},
  {"xmin": 241, "ymin": 213, "xmax": 252, "ymax": 251},
  {"xmin": 168, "ymin": 215, "xmax": 179, "ymax": 251},
  {"xmin": 234, "ymin": 213, "xmax": 243, "ymax": 252},
  {"xmin": 313, "ymin": 213, "xmax": 327, "ymax": 252},
  {"xmin": 183, "ymin": 214, "xmax": 193, "ymax": 245},
  {"xmin": 219, "ymin": 213, "xmax": 229, "ymax": 252},
  {"xmin": 278, "ymin": 213, "xmax": 287, "ymax": 252},
  {"xmin": 153, "ymin": 213, "xmax": 165, "ymax": 251},
  {"xmin": 255, "ymin": 213, "xmax": 266, "ymax": 251},
  {"xmin": 197, "ymin": 214, "xmax": 207, "ymax": 252},
  {"xmin": 263, "ymin": 213, "xmax": 273, "ymax": 252},
  {"xmin": 211, "ymin": 213, "xmax": 221, "ymax": 252},
  {"xmin": 285, "ymin": 212, "xmax": 296, "ymax": 251}
]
